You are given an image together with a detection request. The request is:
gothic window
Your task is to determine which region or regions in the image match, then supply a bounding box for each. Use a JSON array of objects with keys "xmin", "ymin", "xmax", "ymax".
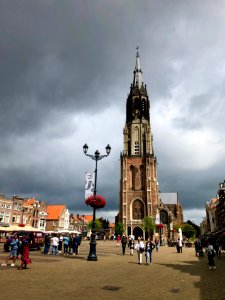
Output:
[
  {"xmin": 160, "ymin": 210, "xmax": 168, "ymax": 224},
  {"xmin": 134, "ymin": 127, "xmax": 139, "ymax": 155},
  {"xmin": 140, "ymin": 165, "xmax": 145, "ymax": 189},
  {"xmin": 132, "ymin": 200, "xmax": 144, "ymax": 220},
  {"xmin": 130, "ymin": 166, "xmax": 138, "ymax": 189},
  {"xmin": 128, "ymin": 141, "xmax": 131, "ymax": 156}
]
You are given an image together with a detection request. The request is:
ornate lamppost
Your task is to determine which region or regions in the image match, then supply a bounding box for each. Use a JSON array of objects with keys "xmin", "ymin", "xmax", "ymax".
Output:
[{"xmin": 83, "ymin": 143, "xmax": 111, "ymax": 261}]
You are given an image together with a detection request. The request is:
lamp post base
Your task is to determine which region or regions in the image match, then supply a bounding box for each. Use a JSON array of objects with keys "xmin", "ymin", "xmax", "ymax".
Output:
[{"xmin": 87, "ymin": 240, "xmax": 98, "ymax": 261}]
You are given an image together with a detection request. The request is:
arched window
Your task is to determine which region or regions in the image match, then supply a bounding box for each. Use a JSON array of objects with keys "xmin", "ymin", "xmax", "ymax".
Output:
[
  {"xmin": 160, "ymin": 210, "xmax": 168, "ymax": 224},
  {"xmin": 140, "ymin": 165, "xmax": 145, "ymax": 189},
  {"xmin": 132, "ymin": 199, "xmax": 144, "ymax": 220},
  {"xmin": 134, "ymin": 127, "xmax": 139, "ymax": 155},
  {"xmin": 130, "ymin": 165, "xmax": 138, "ymax": 189}
]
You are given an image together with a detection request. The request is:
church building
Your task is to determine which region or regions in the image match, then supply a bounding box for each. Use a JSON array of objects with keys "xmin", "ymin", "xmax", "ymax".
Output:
[{"xmin": 119, "ymin": 49, "xmax": 183, "ymax": 240}]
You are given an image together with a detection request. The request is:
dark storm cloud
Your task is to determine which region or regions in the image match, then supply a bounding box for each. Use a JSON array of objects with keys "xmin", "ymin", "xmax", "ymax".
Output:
[{"xmin": 1, "ymin": 0, "xmax": 225, "ymax": 222}]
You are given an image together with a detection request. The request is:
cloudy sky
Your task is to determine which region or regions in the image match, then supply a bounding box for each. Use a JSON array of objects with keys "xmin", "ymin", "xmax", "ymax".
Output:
[{"xmin": 1, "ymin": 0, "xmax": 225, "ymax": 225}]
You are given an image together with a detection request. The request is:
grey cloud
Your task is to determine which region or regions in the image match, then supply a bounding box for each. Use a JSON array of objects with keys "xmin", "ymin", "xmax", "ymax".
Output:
[{"xmin": 1, "ymin": 0, "xmax": 225, "ymax": 222}]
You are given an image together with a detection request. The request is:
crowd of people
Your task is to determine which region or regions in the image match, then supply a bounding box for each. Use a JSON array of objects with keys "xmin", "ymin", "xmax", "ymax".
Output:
[
  {"xmin": 43, "ymin": 233, "xmax": 82, "ymax": 256},
  {"xmin": 1, "ymin": 232, "xmax": 223, "ymax": 272},
  {"xmin": 117, "ymin": 235, "xmax": 159, "ymax": 265}
]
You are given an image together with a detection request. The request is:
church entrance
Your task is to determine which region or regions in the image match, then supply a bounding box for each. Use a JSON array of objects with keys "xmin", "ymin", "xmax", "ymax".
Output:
[{"xmin": 133, "ymin": 227, "xmax": 143, "ymax": 240}]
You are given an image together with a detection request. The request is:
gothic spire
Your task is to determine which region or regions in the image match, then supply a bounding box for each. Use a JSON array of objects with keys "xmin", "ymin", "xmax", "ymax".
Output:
[{"xmin": 133, "ymin": 45, "xmax": 144, "ymax": 89}]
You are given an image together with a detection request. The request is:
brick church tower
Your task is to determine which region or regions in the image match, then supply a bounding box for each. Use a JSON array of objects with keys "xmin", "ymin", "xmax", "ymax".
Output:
[{"xmin": 119, "ymin": 49, "xmax": 160, "ymax": 238}]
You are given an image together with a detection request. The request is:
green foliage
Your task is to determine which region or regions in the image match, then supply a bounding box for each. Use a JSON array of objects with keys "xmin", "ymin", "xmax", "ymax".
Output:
[
  {"xmin": 173, "ymin": 224, "xmax": 180, "ymax": 232},
  {"xmin": 115, "ymin": 222, "xmax": 125, "ymax": 236},
  {"xmin": 87, "ymin": 219, "xmax": 101, "ymax": 231},
  {"xmin": 181, "ymin": 223, "xmax": 196, "ymax": 239},
  {"xmin": 141, "ymin": 216, "xmax": 156, "ymax": 239},
  {"xmin": 186, "ymin": 220, "xmax": 201, "ymax": 237}
]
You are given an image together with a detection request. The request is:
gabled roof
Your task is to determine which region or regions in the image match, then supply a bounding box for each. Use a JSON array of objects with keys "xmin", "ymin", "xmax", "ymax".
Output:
[
  {"xmin": 46, "ymin": 205, "xmax": 66, "ymax": 220},
  {"xmin": 84, "ymin": 215, "xmax": 93, "ymax": 222},
  {"xmin": 160, "ymin": 192, "xmax": 179, "ymax": 205},
  {"xmin": 24, "ymin": 198, "xmax": 36, "ymax": 206}
]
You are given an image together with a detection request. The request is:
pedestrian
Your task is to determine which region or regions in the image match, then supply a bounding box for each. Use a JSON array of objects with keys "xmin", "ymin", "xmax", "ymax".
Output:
[
  {"xmin": 44, "ymin": 234, "xmax": 51, "ymax": 254},
  {"xmin": 58, "ymin": 235, "xmax": 63, "ymax": 254},
  {"xmin": 155, "ymin": 238, "xmax": 159, "ymax": 252},
  {"xmin": 207, "ymin": 240, "xmax": 216, "ymax": 270},
  {"xmin": 214, "ymin": 241, "xmax": 220, "ymax": 259},
  {"xmin": 145, "ymin": 238, "xmax": 155, "ymax": 265},
  {"xmin": 68, "ymin": 234, "xmax": 73, "ymax": 254},
  {"xmin": 72, "ymin": 234, "xmax": 79, "ymax": 255},
  {"xmin": 121, "ymin": 235, "xmax": 127, "ymax": 255},
  {"xmin": 135, "ymin": 237, "xmax": 145, "ymax": 265},
  {"xmin": 128, "ymin": 237, "xmax": 135, "ymax": 256},
  {"xmin": 176, "ymin": 238, "xmax": 182, "ymax": 253},
  {"xmin": 18, "ymin": 236, "xmax": 32, "ymax": 270},
  {"xmin": 1, "ymin": 234, "xmax": 19, "ymax": 267},
  {"xmin": 51, "ymin": 234, "xmax": 59, "ymax": 255},
  {"xmin": 116, "ymin": 235, "xmax": 121, "ymax": 247},
  {"xmin": 63, "ymin": 235, "xmax": 70, "ymax": 255},
  {"xmin": 178, "ymin": 238, "xmax": 183, "ymax": 253}
]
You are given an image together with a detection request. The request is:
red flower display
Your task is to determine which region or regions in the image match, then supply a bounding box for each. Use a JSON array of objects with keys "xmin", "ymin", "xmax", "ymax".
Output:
[
  {"xmin": 85, "ymin": 194, "xmax": 106, "ymax": 209},
  {"xmin": 18, "ymin": 223, "xmax": 25, "ymax": 227},
  {"xmin": 157, "ymin": 223, "xmax": 164, "ymax": 229}
]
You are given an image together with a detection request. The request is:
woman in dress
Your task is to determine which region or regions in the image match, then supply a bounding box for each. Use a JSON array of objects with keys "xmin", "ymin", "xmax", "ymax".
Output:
[{"xmin": 19, "ymin": 236, "xmax": 32, "ymax": 270}]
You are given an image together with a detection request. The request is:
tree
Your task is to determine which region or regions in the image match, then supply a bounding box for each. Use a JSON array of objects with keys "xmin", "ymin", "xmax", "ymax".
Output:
[
  {"xmin": 115, "ymin": 222, "xmax": 125, "ymax": 237},
  {"xmin": 173, "ymin": 223, "xmax": 180, "ymax": 232},
  {"xmin": 87, "ymin": 219, "xmax": 101, "ymax": 231},
  {"xmin": 186, "ymin": 220, "xmax": 201, "ymax": 237},
  {"xmin": 141, "ymin": 216, "xmax": 156, "ymax": 240},
  {"xmin": 98, "ymin": 217, "xmax": 109, "ymax": 230},
  {"xmin": 182, "ymin": 223, "xmax": 196, "ymax": 240}
]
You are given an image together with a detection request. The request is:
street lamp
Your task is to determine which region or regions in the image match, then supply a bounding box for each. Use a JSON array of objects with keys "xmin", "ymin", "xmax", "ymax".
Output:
[{"xmin": 83, "ymin": 143, "xmax": 111, "ymax": 261}]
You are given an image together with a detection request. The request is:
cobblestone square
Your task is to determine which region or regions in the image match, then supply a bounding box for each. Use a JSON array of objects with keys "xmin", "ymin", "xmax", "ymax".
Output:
[{"xmin": 0, "ymin": 241, "xmax": 224, "ymax": 300}]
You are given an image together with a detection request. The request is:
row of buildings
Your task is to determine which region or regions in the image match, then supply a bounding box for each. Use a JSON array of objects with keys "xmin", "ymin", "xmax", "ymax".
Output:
[
  {"xmin": 201, "ymin": 180, "xmax": 225, "ymax": 243},
  {"xmin": 0, "ymin": 193, "xmax": 94, "ymax": 234}
]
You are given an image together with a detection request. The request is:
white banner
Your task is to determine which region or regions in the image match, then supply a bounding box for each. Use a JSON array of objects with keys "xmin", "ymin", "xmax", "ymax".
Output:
[
  {"xmin": 170, "ymin": 222, "xmax": 173, "ymax": 231},
  {"xmin": 155, "ymin": 213, "xmax": 160, "ymax": 225},
  {"xmin": 85, "ymin": 172, "xmax": 95, "ymax": 199}
]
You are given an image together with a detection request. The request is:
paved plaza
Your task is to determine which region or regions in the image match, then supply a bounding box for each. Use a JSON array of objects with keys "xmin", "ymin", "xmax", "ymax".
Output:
[{"xmin": 0, "ymin": 241, "xmax": 224, "ymax": 300}]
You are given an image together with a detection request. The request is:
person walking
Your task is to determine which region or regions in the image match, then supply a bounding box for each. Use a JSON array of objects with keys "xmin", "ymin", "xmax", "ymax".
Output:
[
  {"xmin": 155, "ymin": 238, "xmax": 159, "ymax": 252},
  {"xmin": 116, "ymin": 235, "xmax": 121, "ymax": 247},
  {"xmin": 128, "ymin": 237, "xmax": 135, "ymax": 256},
  {"xmin": 58, "ymin": 235, "xmax": 63, "ymax": 254},
  {"xmin": 178, "ymin": 238, "xmax": 183, "ymax": 253},
  {"xmin": 51, "ymin": 234, "xmax": 59, "ymax": 255},
  {"xmin": 18, "ymin": 236, "xmax": 32, "ymax": 270},
  {"xmin": 1, "ymin": 234, "xmax": 19, "ymax": 267},
  {"xmin": 207, "ymin": 240, "xmax": 216, "ymax": 270},
  {"xmin": 121, "ymin": 235, "xmax": 127, "ymax": 255},
  {"xmin": 135, "ymin": 237, "xmax": 145, "ymax": 265},
  {"xmin": 63, "ymin": 235, "xmax": 70, "ymax": 255},
  {"xmin": 72, "ymin": 234, "xmax": 79, "ymax": 255},
  {"xmin": 145, "ymin": 238, "xmax": 155, "ymax": 265},
  {"xmin": 44, "ymin": 234, "xmax": 51, "ymax": 254}
]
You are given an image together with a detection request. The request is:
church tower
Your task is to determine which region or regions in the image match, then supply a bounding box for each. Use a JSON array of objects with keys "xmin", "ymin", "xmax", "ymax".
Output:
[{"xmin": 119, "ymin": 49, "xmax": 160, "ymax": 238}]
